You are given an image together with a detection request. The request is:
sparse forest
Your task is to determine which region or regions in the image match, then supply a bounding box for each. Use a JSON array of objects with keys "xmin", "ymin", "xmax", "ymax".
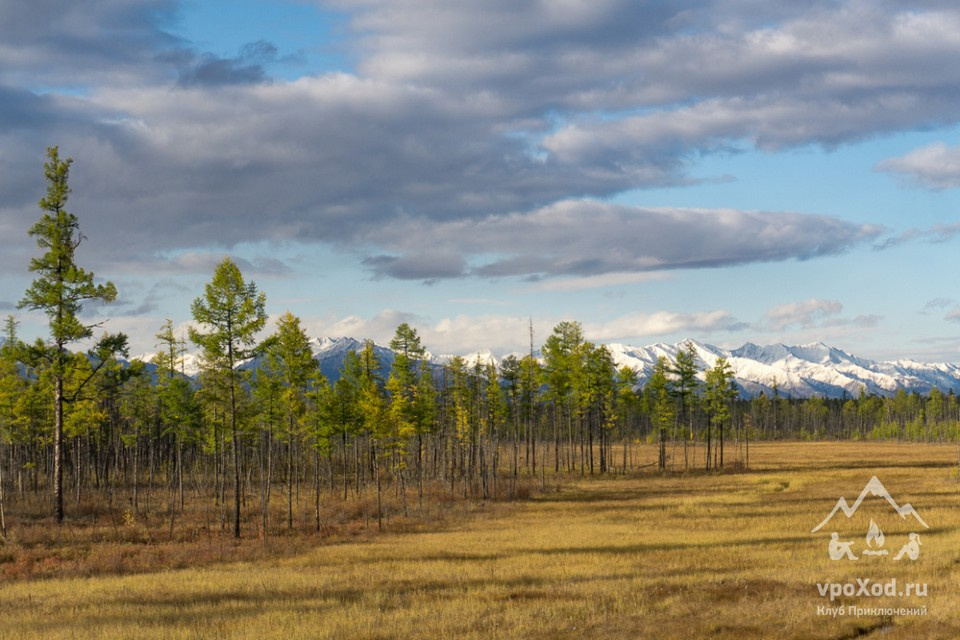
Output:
[{"xmin": 1, "ymin": 148, "xmax": 959, "ymax": 543}]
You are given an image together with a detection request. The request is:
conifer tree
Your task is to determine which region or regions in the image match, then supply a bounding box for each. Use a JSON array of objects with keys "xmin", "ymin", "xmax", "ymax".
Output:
[
  {"xmin": 18, "ymin": 147, "xmax": 126, "ymax": 523},
  {"xmin": 152, "ymin": 319, "xmax": 195, "ymax": 509},
  {"xmin": 355, "ymin": 341, "xmax": 387, "ymax": 529},
  {"xmin": 646, "ymin": 356, "xmax": 673, "ymax": 470},
  {"xmin": 388, "ymin": 324, "xmax": 432, "ymax": 511},
  {"xmin": 0, "ymin": 316, "xmax": 24, "ymax": 537},
  {"xmin": 265, "ymin": 311, "xmax": 319, "ymax": 529},
  {"xmin": 704, "ymin": 357, "xmax": 737, "ymax": 469},
  {"xmin": 189, "ymin": 257, "xmax": 267, "ymax": 538},
  {"xmin": 671, "ymin": 341, "xmax": 700, "ymax": 470}
]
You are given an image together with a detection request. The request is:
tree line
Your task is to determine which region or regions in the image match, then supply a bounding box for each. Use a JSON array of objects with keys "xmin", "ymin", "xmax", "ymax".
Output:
[{"xmin": 1, "ymin": 148, "xmax": 958, "ymax": 539}]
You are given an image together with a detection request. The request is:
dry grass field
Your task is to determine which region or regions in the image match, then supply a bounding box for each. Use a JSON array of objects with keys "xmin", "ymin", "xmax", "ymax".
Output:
[{"xmin": 1, "ymin": 442, "xmax": 958, "ymax": 639}]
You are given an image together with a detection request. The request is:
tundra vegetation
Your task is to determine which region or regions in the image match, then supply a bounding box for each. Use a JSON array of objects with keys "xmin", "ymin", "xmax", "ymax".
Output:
[
  {"xmin": 0, "ymin": 442, "xmax": 957, "ymax": 640},
  {"xmin": 2, "ymin": 149, "xmax": 959, "ymax": 637}
]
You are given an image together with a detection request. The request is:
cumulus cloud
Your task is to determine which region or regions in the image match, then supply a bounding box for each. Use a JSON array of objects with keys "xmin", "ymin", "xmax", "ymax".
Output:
[
  {"xmin": 876, "ymin": 143, "xmax": 960, "ymax": 189},
  {"xmin": 312, "ymin": 309, "xmax": 423, "ymax": 342},
  {"xmin": 309, "ymin": 306, "xmax": 748, "ymax": 355},
  {"xmin": 766, "ymin": 299, "xmax": 843, "ymax": 331},
  {"xmin": 2, "ymin": 0, "xmax": 958, "ymax": 288},
  {"xmin": 584, "ymin": 310, "xmax": 748, "ymax": 342},
  {"xmin": 308, "ymin": 309, "xmax": 511, "ymax": 354},
  {"xmin": 344, "ymin": 0, "xmax": 960, "ymax": 148}
]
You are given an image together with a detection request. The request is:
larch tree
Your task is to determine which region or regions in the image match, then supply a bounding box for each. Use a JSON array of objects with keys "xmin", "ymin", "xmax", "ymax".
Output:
[
  {"xmin": 671, "ymin": 341, "xmax": 700, "ymax": 471},
  {"xmin": 0, "ymin": 316, "xmax": 25, "ymax": 537},
  {"xmin": 189, "ymin": 257, "xmax": 267, "ymax": 538},
  {"xmin": 704, "ymin": 356, "xmax": 737, "ymax": 469},
  {"xmin": 266, "ymin": 311, "xmax": 320, "ymax": 530},
  {"xmin": 388, "ymin": 323, "xmax": 429, "ymax": 512},
  {"xmin": 645, "ymin": 356, "xmax": 674, "ymax": 471},
  {"xmin": 615, "ymin": 365, "xmax": 641, "ymax": 473},
  {"xmin": 542, "ymin": 321, "xmax": 586, "ymax": 473},
  {"xmin": 18, "ymin": 146, "xmax": 126, "ymax": 523},
  {"xmin": 355, "ymin": 340, "xmax": 387, "ymax": 530},
  {"xmin": 152, "ymin": 319, "xmax": 196, "ymax": 510},
  {"xmin": 331, "ymin": 350, "xmax": 363, "ymax": 499}
]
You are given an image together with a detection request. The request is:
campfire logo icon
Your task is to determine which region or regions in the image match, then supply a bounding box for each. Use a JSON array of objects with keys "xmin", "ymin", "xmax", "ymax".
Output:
[{"xmin": 812, "ymin": 476, "xmax": 928, "ymax": 561}]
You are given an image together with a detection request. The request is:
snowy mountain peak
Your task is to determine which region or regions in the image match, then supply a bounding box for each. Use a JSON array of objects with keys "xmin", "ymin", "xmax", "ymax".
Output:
[
  {"xmin": 611, "ymin": 340, "xmax": 960, "ymax": 399},
  {"xmin": 131, "ymin": 336, "xmax": 960, "ymax": 399}
]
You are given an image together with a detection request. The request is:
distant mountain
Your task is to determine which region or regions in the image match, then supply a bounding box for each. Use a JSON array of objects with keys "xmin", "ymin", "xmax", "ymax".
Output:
[
  {"xmin": 131, "ymin": 336, "xmax": 960, "ymax": 399},
  {"xmin": 161, "ymin": 337, "xmax": 400, "ymax": 382},
  {"xmin": 608, "ymin": 339, "xmax": 960, "ymax": 399},
  {"xmin": 308, "ymin": 337, "xmax": 397, "ymax": 381}
]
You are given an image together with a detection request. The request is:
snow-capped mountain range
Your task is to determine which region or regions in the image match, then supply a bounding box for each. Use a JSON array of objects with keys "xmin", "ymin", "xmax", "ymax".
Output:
[
  {"xmin": 133, "ymin": 337, "xmax": 960, "ymax": 399},
  {"xmin": 605, "ymin": 340, "xmax": 960, "ymax": 399}
]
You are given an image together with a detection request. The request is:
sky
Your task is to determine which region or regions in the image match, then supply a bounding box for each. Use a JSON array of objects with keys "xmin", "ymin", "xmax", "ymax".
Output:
[{"xmin": 3, "ymin": 0, "xmax": 960, "ymax": 362}]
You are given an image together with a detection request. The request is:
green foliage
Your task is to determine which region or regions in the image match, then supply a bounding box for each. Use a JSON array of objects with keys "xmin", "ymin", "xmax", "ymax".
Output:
[
  {"xmin": 542, "ymin": 321, "xmax": 585, "ymax": 412},
  {"xmin": 356, "ymin": 340, "xmax": 387, "ymax": 442},
  {"xmin": 0, "ymin": 319, "xmax": 26, "ymax": 445},
  {"xmin": 671, "ymin": 341, "xmax": 700, "ymax": 416},
  {"xmin": 704, "ymin": 356, "xmax": 737, "ymax": 430},
  {"xmin": 189, "ymin": 258, "xmax": 268, "ymax": 370},
  {"xmin": 645, "ymin": 356, "xmax": 674, "ymax": 436},
  {"xmin": 18, "ymin": 147, "xmax": 119, "ymax": 359},
  {"xmin": 189, "ymin": 257, "xmax": 268, "ymax": 537},
  {"xmin": 15, "ymin": 146, "xmax": 126, "ymax": 522},
  {"xmin": 265, "ymin": 311, "xmax": 320, "ymax": 440}
]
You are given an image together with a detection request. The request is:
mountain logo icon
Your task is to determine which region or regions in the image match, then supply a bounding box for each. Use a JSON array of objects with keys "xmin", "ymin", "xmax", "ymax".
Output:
[{"xmin": 811, "ymin": 475, "xmax": 929, "ymax": 533}]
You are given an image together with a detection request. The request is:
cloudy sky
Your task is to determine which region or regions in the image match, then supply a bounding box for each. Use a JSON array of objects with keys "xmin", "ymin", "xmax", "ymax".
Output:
[{"xmin": 3, "ymin": 0, "xmax": 960, "ymax": 361}]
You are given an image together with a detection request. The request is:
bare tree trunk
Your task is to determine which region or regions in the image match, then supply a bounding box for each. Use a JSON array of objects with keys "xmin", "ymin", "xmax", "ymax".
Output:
[
  {"xmin": 745, "ymin": 417, "xmax": 749, "ymax": 469},
  {"xmin": 287, "ymin": 422, "xmax": 294, "ymax": 530},
  {"xmin": 580, "ymin": 420, "xmax": 603, "ymax": 475},
  {"xmin": 75, "ymin": 437, "xmax": 81, "ymax": 505},
  {"xmin": 374, "ymin": 443, "xmax": 383, "ymax": 532},
  {"xmin": 417, "ymin": 433, "xmax": 423, "ymax": 517},
  {"xmin": 54, "ymin": 374, "xmax": 64, "ymax": 523},
  {"xmin": 314, "ymin": 447, "xmax": 321, "ymax": 532},
  {"xmin": 231, "ymin": 381, "xmax": 241, "ymax": 538},
  {"xmin": 133, "ymin": 424, "xmax": 140, "ymax": 513},
  {"xmin": 720, "ymin": 417, "xmax": 724, "ymax": 469},
  {"xmin": 342, "ymin": 432, "xmax": 348, "ymax": 500},
  {"xmin": 0, "ymin": 443, "xmax": 6, "ymax": 538},
  {"xmin": 260, "ymin": 428, "xmax": 272, "ymax": 538},
  {"xmin": 177, "ymin": 436, "xmax": 184, "ymax": 511}
]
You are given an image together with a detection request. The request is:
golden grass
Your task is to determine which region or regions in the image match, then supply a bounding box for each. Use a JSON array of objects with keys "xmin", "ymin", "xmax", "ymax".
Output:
[{"xmin": 1, "ymin": 442, "xmax": 958, "ymax": 639}]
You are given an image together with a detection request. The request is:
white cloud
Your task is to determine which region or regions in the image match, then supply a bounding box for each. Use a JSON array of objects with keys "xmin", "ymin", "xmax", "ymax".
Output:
[
  {"xmin": 584, "ymin": 310, "xmax": 748, "ymax": 342},
  {"xmin": 766, "ymin": 299, "xmax": 843, "ymax": 331},
  {"xmin": 2, "ymin": 0, "xmax": 956, "ymax": 273},
  {"xmin": 307, "ymin": 307, "xmax": 748, "ymax": 355},
  {"xmin": 875, "ymin": 142, "xmax": 960, "ymax": 190},
  {"xmin": 312, "ymin": 309, "xmax": 424, "ymax": 345}
]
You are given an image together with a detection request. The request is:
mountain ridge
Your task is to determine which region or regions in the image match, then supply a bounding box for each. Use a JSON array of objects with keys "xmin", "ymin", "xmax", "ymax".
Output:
[{"xmin": 126, "ymin": 336, "xmax": 960, "ymax": 399}]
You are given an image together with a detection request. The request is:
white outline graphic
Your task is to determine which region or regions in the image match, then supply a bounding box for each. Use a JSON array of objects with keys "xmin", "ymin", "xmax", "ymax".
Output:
[{"xmin": 811, "ymin": 476, "xmax": 929, "ymax": 534}]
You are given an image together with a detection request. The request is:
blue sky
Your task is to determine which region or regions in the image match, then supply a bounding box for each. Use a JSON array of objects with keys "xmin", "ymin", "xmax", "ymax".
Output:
[{"xmin": 2, "ymin": 0, "xmax": 960, "ymax": 362}]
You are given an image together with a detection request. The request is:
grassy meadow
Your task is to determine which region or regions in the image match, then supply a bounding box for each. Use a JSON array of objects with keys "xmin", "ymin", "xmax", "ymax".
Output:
[{"xmin": 1, "ymin": 441, "xmax": 958, "ymax": 639}]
